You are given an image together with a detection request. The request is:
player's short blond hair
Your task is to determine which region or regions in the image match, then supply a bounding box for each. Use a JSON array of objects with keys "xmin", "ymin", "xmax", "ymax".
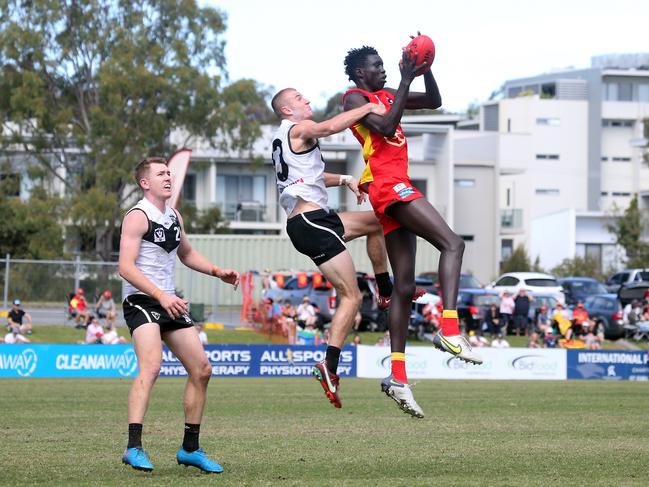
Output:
[
  {"xmin": 271, "ymin": 88, "xmax": 296, "ymax": 119},
  {"xmin": 134, "ymin": 157, "xmax": 167, "ymax": 189}
]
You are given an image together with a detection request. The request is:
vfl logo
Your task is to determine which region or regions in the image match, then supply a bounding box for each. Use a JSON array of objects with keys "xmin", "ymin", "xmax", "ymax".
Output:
[
  {"xmin": 151, "ymin": 311, "xmax": 161, "ymax": 321},
  {"xmin": 153, "ymin": 228, "xmax": 166, "ymax": 243},
  {"xmin": 118, "ymin": 348, "xmax": 138, "ymax": 377}
]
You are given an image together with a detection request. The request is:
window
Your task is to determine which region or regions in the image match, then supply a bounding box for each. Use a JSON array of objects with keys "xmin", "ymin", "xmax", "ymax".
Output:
[
  {"xmin": 612, "ymin": 192, "xmax": 631, "ymax": 196},
  {"xmin": 501, "ymin": 239, "xmax": 513, "ymax": 260},
  {"xmin": 182, "ymin": 173, "xmax": 197, "ymax": 202},
  {"xmin": 460, "ymin": 235, "xmax": 474, "ymax": 242},
  {"xmin": 611, "ymin": 157, "xmax": 631, "ymax": 162},
  {"xmin": 454, "ymin": 179, "xmax": 475, "ymax": 188},
  {"xmin": 601, "ymin": 191, "xmax": 608, "ymax": 196},
  {"xmin": 535, "ymin": 189, "xmax": 560, "ymax": 196},
  {"xmin": 216, "ymin": 174, "xmax": 266, "ymax": 220},
  {"xmin": 524, "ymin": 278, "xmax": 559, "ymax": 287},
  {"xmin": 536, "ymin": 117, "xmax": 560, "ymax": 126},
  {"xmin": 639, "ymin": 84, "xmax": 649, "ymax": 102},
  {"xmin": 603, "ymin": 119, "xmax": 633, "ymax": 127},
  {"xmin": 535, "ymin": 154, "xmax": 559, "ymax": 160},
  {"xmin": 541, "ymin": 83, "xmax": 556, "ymax": 98},
  {"xmin": 618, "ymin": 83, "xmax": 633, "ymax": 101},
  {"xmin": 496, "ymin": 276, "xmax": 519, "ymax": 286},
  {"xmin": 601, "ymin": 156, "xmax": 608, "ymax": 161}
]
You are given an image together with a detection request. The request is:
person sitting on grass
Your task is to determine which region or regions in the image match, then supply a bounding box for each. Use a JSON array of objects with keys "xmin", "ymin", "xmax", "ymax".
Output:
[
  {"xmin": 101, "ymin": 322, "xmax": 128, "ymax": 345},
  {"xmin": 96, "ymin": 290, "xmax": 117, "ymax": 329},
  {"xmin": 84, "ymin": 316, "xmax": 104, "ymax": 344},
  {"xmin": 297, "ymin": 322, "xmax": 322, "ymax": 346},
  {"xmin": 70, "ymin": 288, "xmax": 92, "ymax": 329},
  {"xmin": 7, "ymin": 299, "xmax": 33, "ymax": 335},
  {"xmin": 4, "ymin": 326, "xmax": 30, "ymax": 344}
]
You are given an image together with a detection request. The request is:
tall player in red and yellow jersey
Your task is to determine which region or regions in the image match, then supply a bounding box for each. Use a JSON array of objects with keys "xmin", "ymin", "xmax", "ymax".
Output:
[{"xmin": 342, "ymin": 43, "xmax": 483, "ymax": 416}]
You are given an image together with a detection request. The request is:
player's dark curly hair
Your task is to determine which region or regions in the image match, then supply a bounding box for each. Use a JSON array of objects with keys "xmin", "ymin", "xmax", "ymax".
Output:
[{"xmin": 344, "ymin": 46, "xmax": 378, "ymax": 82}]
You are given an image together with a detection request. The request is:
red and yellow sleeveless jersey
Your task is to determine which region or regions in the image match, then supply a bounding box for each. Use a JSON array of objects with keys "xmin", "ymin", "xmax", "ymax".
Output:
[{"xmin": 342, "ymin": 88, "xmax": 409, "ymax": 191}]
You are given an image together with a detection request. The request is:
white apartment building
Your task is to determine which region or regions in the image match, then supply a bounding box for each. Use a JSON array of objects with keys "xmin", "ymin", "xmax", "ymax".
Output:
[{"xmin": 474, "ymin": 53, "xmax": 649, "ymax": 272}]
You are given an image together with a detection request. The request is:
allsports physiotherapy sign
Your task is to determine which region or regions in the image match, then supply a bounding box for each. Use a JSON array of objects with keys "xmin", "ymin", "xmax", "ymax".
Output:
[
  {"xmin": 567, "ymin": 350, "xmax": 649, "ymax": 381},
  {"xmin": 0, "ymin": 344, "xmax": 355, "ymax": 378},
  {"xmin": 160, "ymin": 345, "xmax": 355, "ymax": 378},
  {"xmin": 0, "ymin": 344, "xmax": 138, "ymax": 378}
]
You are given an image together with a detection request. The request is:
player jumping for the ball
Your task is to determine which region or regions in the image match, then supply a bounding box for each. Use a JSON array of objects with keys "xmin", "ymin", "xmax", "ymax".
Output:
[
  {"xmin": 119, "ymin": 157, "xmax": 239, "ymax": 473},
  {"xmin": 342, "ymin": 41, "xmax": 483, "ymax": 416},
  {"xmin": 270, "ymin": 88, "xmax": 409, "ymax": 412}
]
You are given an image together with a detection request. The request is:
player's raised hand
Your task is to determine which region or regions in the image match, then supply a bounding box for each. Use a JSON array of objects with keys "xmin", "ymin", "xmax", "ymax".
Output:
[{"xmin": 158, "ymin": 292, "xmax": 189, "ymax": 319}]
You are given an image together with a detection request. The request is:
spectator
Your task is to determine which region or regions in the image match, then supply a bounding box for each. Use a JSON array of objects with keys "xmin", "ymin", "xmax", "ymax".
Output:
[
  {"xmin": 84, "ymin": 316, "xmax": 104, "ymax": 344},
  {"xmin": 7, "ymin": 299, "xmax": 33, "ymax": 335},
  {"xmin": 513, "ymin": 288, "xmax": 533, "ymax": 336},
  {"xmin": 196, "ymin": 322, "xmax": 208, "ymax": 345},
  {"xmin": 625, "ymin": 299, "xmax": 643, "ymax": 326},
  {"xmin": 553, "ymin": 303, "xmax": 573, "ymax": 339},
  {"xmin": 281, "ymin": 300, "xmax": 297, "ymax": 344},
  {"xmin": 101, "ymin": 322, "xmax": 128, "ymax": 345},
  {"xmin": 377, "ymin": 331, "xmax": 391, "ymax": 347},
  {"xmin": 499, "ymin": 291, "xmax": 515, "ymax": 335},
  {"xmin": 421, "ymin": 301, "xmax": 441, "ymax": 332},
  {"xmin": 297, "ymin": 296, "xmax": 317, "ymax": 328},
  {"xmin": 4, "ymin": 326, "xmax": 30, "ymax": 344},
  {"xmin": 536, "ymin": 305, "xmax": 551, "ymax": 335},
  {"xmin": 483, "ymin": 303, "xmax": 501, "ymax": 336},
  {"xmin": 468, "ymin": 330, "xmax": 489, "ymax": 348},
  {"xmin": 543, "ymin": 330, "xmax": 558, "ymax": 348},
  {"xmin": 491, "ymin": 333, "xmax": 510, "ymax": 348},
  {"xmin": 69, "ymin": 288, "xmax": 91, "ymax": 329},
  {"xmin": 296, "ymin": 322, "xmax": 321, "ymax": 345},
  {"xmin": 527, "ymin": 331, "xmax": 541, "ymax": 348},
  {"xmin": 96, "ymin": 290, "xmax": 117, "ymax": 329},
  {"xmin": 571, "ymin": 302, "xmax": 590, "ymax": 337},
  {"xmin": 583, "ymin": 321, "xmax": 602, "ymax": 350},
  {"xmin": 322, "ymin": 327, "xmax": 330, "ymax": 345}
]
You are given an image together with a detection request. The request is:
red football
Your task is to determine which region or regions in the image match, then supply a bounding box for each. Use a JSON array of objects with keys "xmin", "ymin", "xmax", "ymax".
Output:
[{"xmin": 405, "ymin": 34, "xmax": 435, "ymax": 75}]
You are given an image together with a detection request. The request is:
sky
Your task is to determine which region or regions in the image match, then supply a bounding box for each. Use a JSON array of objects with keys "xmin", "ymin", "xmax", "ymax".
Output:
[{"xmin": 204, "ymin": 0, "xmax": 649, "ymax": 113}]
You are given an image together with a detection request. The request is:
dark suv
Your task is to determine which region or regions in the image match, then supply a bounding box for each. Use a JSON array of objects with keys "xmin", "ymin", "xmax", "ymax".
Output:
[
  {"xmin": 416, "ymin": 272, "xmax": 483, "ymax": 295},
  {"xmin": 583, "ymin": 294, "xmax": 624, "ymax": 339}
]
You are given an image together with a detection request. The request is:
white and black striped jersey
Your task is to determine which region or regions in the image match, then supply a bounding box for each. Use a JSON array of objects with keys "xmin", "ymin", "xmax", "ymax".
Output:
[
  {"xmin": 271, "ymin": 119, "xmax": 329, "ymax": 215},
  {"xmin": 122, "ymin": 197, "xmax": 181, "ymax": 298}
]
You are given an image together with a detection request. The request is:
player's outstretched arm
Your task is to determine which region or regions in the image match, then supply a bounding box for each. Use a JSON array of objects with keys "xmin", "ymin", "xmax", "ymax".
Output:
[
  {"xmin": 291, "ymin": 102, "xmax": 386, "ymax": 140},
  {"xmin": 119, "ymin": 210, "xmax": 190, "ymax": 318},
  {"xmin": 175, "ymin": 213, "xmax": 240, "ymax": 290}
]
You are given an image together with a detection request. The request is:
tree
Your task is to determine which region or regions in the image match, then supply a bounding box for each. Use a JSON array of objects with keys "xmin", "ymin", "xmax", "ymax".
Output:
[
  {"xmin": 500, "ymin": 244, "xmax": 532, "ymax": 273},
  {"xmin": 0, "ymin": 0, "xmax": 268, "ymax": 260},
  {"xmin": 606, "ymin": 195, "xmax": 649, "ymax": 268},
  {"xmin": 176, "ymin": 200, "xmax": 231, "ymax": 234},
  {"xmin": 551, "ymin": 256, "xmax": 605, "ymax": 281}
]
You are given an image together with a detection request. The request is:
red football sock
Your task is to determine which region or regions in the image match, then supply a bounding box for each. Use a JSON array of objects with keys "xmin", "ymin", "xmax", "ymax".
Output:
[
  {"xmin": 441, "ymin": 309, "xmax": 460, "ymax": 336},
  {"xmin": 391, "ymin": 352, "xmax": 407, "ymax": 383}
]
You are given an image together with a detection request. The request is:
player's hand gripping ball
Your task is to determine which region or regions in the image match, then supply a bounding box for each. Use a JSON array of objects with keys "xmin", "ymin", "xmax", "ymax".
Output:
[{"xmin": 405, "ymin": 34, "xmax": 435, "ymax": 76}]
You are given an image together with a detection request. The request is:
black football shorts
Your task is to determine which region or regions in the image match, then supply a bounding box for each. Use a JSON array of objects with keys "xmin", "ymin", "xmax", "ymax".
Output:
[
  {"xmin": 286, "ymin": 209, "xmax": 346, "ymax": 266},
  {"xmin": 123, "ymin": 293, "xmax": 194, "ymax": 335}
]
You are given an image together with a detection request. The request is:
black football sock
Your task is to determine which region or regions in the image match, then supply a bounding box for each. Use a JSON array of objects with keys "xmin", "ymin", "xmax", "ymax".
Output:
[
  {"xmin": 183, "ymin": 423, "xmax": 201, "ymax": 452},
  {"xmin": 375, "ymin": 272, "xmax": 393, "ymax": 297},
  {"xmin": 325, "ymin": 346, "xmax": 341, "ymax": 374},
  {"xmin": 127, "ymin": 423, "xmax": 143, "ymax": 449}
]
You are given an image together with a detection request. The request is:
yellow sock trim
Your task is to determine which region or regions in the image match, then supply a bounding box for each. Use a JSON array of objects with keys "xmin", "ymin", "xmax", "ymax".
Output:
[
  {"xmin": 442, "ymin": 309, "xmax": 458, "ymax": 319},
  {"xmin": 391, "ymin": 352, "xmax": 406, "ymax": 362}
]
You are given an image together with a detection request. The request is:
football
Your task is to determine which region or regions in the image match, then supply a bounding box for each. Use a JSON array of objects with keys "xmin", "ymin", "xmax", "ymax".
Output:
[{"xmin": 405, "ymin": 34, "xmax": 435, "ymax": 75}]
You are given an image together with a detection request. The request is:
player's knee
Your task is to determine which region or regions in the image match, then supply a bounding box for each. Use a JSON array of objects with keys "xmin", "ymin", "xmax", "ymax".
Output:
[
  {"xmin": 191, "ymin": 360, "xmax": 213, "ymax": 383},
  {"xmin": 139, "ymin": 362, "xmax": 161, "ymax": 381},
  {"xmin": 447, "ymin": 233, "xmax": 465, "ymax": 255}
]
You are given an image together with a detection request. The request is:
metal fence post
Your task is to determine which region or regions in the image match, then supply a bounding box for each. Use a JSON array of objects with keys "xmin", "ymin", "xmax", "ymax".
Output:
[
  {"xmin": 3, "ymin": 253, "xmax": 9, "ymax": 310},
  {"xmin": 74, "ymin": 255, "xmax": 81, "ymax": 292}
]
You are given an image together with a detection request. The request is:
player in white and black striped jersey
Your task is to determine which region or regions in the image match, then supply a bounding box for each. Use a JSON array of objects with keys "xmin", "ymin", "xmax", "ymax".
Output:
[{"xmin": 119, "ymin": 156, "xmax": 239, "ymax": 473}]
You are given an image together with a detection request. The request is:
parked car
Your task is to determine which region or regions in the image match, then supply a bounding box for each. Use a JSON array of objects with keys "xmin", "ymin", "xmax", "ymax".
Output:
[
  {"xmin": 617, "ymin": 281, "xmax": 649, "ymax": 307},
  {"xmin": 264, "ymin": 274, "xmax": 337, "ymax": 323},
  {"xmin": 456, "ymin": 289, "xmax": 499, "ymax": 332},
  {"xmin": 582, "ymin": 293, "xmax": 625, "ymax": 339},
  {"xmin": 558, "ymin": 277, "xmax": 608, "ymax": 306},
  {"xmin": 487, "ymin": 272, "xmax": 565, "ymax": 305},
  {"xmin": 416, "ymin": 272, "xmax": 483, "ymax": 295},
  {"xmin": 605, "ymin": 269, "xmax": 649, "ymax": 293}
]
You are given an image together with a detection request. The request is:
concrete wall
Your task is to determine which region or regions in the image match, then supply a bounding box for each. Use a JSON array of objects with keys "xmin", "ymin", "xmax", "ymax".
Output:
[{"xmin": 529, "ymin": 209, "xmax": 575, "ymax": 269}]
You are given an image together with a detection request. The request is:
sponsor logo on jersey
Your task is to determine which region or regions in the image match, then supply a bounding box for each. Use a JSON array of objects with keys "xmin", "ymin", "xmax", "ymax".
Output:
[
  {"xmin": 393, "ymin": 183, "xmax": 407, "ymax": 193},
  {"xmin": 153, "ymin": 227, "xmax": 166, "ymax": 243}
]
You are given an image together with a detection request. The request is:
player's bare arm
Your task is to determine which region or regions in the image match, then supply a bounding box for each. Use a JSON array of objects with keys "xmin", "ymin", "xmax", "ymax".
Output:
[
  {"xmin": 290, "ymin": 102, "xmax": 386, "ymax": 150},
  {"xmin": 388, "ymin": 69, "xmax": 442, "ymax": 110},
  {"xmin": 323, "ymin": 172, "xmax": 366, "ymax": 204},
  {"xmin": 176, "ymin": 212, "xmax": 240, "ymax": 290},
  {"xmin": 118, "ymin": 209, "xmax": 188, "ymax": 318}
]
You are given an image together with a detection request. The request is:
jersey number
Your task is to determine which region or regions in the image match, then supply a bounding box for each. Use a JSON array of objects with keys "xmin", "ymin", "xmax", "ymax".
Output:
[
  {"xmin": 175, "ymin": 226, "xmax": 180, "ymax": 241},
  {"xmin": 272, "ymin": 139, "xmax": 289, "ymax": 182}
]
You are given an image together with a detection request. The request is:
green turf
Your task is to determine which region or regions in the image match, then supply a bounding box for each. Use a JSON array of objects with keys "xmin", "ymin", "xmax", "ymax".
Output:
[{"xmin": 1, "ymin": 378, "xmax": 648, "ymax": 486}]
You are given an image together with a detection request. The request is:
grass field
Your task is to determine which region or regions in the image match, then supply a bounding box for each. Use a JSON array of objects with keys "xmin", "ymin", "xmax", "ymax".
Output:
[{"xmin": 2, "ymin": 377, "xmax": 648, "ymax": 486}]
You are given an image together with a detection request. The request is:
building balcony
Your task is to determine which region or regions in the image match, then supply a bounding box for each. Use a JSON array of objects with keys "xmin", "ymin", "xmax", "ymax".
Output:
[{"xmin": 501, "ymin": 208, "xmax": 523, "ymax": 232}]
